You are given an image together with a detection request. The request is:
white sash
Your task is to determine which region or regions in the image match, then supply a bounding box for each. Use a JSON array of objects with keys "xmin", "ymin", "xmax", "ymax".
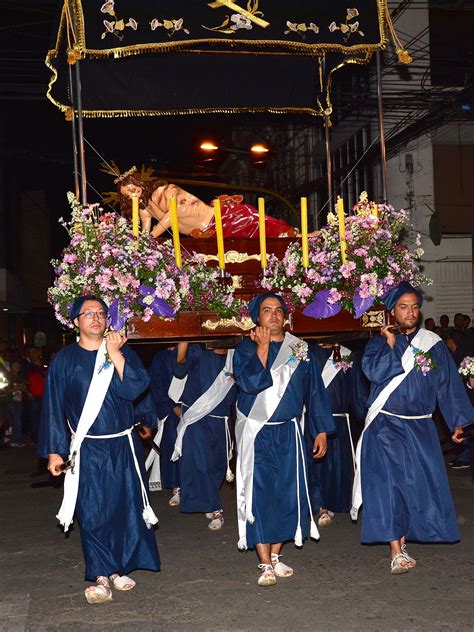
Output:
[
  {"xmin": 145, "ymin": 416, "xmax": 166, "ymax": 491},
  {"xmin": 56, "ymin": 340, "xmax": 114, "ymax": 532},
  {"xmin": 235, "ymin": 333, "xmax": 319, "ymax": 549},
  {"xmin": 350, "ymin": 328, "xmax": 440, "ymax": 519},
  {"xmin": 321, "ymin": 345, "xmax": 351, "ymax": 388},
  {"xmin": 171, "ymin": 350, "xmax": 235, "ymax": 461},
  {"xmin": 321, "ymin": 346, "xmax": 355, "ymax": 470},
  {"xmin": 146, "ymin": 375, "xmax": 187, "ymax": 491},
  {"xmin": 168, "ymin": 375, "xmax": 187, "ymax": 402}
]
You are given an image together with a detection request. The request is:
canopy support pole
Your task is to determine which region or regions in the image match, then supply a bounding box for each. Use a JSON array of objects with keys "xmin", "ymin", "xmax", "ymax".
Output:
[
  {"xmin": 74, "ymin": 61, "xmax": 87, "ymax": 205},
  {"xmin": 67, "ymin": 63, "xmax": 80, "ymax": 200},
  {"xmin": 376, "ymin": 51, "xmax": 388, "ymax": 202}
]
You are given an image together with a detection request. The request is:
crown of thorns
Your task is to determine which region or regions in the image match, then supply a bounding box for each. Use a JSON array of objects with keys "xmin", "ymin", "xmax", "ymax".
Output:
[{"xmin": 113, "ymin": 165, "xmax": 137, "ymax": 184}]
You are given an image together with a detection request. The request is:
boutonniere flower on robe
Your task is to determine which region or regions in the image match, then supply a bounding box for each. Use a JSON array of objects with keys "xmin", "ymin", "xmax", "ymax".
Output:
[
  {"xmin": 412, "ymin": 348, "xmax": 436, "ymax": 376},
  {"xmin": 98, "ymin": 350, "xmax": 112, "ymax": 374},
  {"xmin": 458, "ymin": 356, "xmax": 474, "ymax": 379},
  {"xmin": 334, "ymin": 353, "xmax": 353, "ymax": 373},
  {"xmin": 223, "ymin": 369, "xmax": 235, "ymax": 382},
  {"xmin": 287, "ymin": 340, "xmax": 310, "ymax": 365}
]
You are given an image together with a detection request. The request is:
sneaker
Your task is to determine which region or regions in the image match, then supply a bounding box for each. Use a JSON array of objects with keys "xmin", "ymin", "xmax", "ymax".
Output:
[{"xmin": 448, "ymin": 459, "xmax": 470, "ymax": 470}]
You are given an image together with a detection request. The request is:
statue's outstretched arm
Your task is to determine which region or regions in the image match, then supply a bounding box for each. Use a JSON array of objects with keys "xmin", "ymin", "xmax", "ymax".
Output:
[
  {"xmin": 150, "ymin": 212, "xmax": 172, "ymax": 238},
  {"xmin": 140, "ymin": 208, "xmax": 152, "ymax": 233}
]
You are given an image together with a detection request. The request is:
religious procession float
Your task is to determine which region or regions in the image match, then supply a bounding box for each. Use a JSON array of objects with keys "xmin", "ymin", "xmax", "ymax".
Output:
[{"xmin": 45, "ymin": 1, "xmax": 424, "ymax": 341}]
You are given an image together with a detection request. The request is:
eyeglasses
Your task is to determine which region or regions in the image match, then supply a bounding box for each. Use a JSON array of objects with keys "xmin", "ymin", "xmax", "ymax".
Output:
[{"xmin": 78, "ymin": 310, "xmax": 107, "ymax": 320}]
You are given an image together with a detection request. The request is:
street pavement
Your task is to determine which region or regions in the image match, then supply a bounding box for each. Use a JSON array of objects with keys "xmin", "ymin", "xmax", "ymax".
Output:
[{"xmin": 0, "ymin": 446, "xmax": 472, "ymax": 632}]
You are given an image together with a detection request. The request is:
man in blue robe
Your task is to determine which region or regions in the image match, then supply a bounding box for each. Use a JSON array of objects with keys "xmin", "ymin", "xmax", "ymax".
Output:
[
  {"xmin": 352, "ymin": 282, "xmax": 473, "ymax": 574},
  {"xmin": 233, "ymin": 293, "xmax": 334, "ymax": 587},
  {"xmin": 172, "ymin": 342, "xmax": 236, "ymax": 530},
  {"xmin": 147, "ymin": 346, "xmax": 182, "ymax": 503},
  {"xmin": 38, "ymin": 295, "xmax": 160, "ymax": 603},
  {"xmin": 306, "ymin": 343, "xmax": 368, "ymax": 523}
]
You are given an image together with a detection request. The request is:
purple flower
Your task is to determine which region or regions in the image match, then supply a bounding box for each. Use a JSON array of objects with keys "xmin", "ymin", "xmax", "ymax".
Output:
[{"xmin": 138, "ymin": 285, "xmax": 175, "ymax": 318}]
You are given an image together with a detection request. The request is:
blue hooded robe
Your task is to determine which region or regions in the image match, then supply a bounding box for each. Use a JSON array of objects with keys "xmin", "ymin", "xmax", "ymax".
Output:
[
  {"xmin": 233, "ymin": 338, "xmax": 334, "ymax": 548},
  {"xmin": 360, "ymin": 329, "xmax": 474, "ymax": 543},
  {"xmin": 307, "ymin": 345, "xmax": 369, "ymax": 513},
  {"xmin": 38, "ymin": 343, "xmax": 160, "ymax": 581},
  {"xmin": 173, "ymin": 344, "xmax": 236, "ymax": 513},
  {"xmin": 149, "ymin": 347, "xmax": 181, "ymax": 490}
]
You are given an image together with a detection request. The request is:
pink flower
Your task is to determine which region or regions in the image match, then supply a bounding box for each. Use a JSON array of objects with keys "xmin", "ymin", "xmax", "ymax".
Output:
[
  {"xmin": 339, "ymin": 261, "xmax": 356, "ymax": 278},
  {"xmin": 328, "ymin": 288, "xmax": 342, "ymax": 304}
]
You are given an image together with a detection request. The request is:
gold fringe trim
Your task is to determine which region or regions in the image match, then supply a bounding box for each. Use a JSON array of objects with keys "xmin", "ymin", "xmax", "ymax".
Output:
[{"xmin": 44, "ymin": 100, "xmax": 325, "ymax": 118}]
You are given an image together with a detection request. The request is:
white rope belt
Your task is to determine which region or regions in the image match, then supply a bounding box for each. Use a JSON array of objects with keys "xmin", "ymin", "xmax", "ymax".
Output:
[
  {"xmin": 180, "ymin": 408, "xmax": 234, "ymax": 482},
  {"xmin": 292, "ymin": 418, "xmax": 320, "ymax": 545},
  {"xmin": 71, "ymin": 423, "xmax": 158, "ymax": 528},
  {"xmin": 333, "ymin": 412, "xmax": 356, "ymax": 472},
  {"xmin": 380, "ymin": 410, "xmax": 432, "ymax": 420}
]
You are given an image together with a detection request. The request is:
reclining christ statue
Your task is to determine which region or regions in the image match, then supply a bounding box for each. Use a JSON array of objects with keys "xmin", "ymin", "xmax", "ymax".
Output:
[{"xmin": 117, "ymin": 168, "xmax": 296, "ymax": 239}]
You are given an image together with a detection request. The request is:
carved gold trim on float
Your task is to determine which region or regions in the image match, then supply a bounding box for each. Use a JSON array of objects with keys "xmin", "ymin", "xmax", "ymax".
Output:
[
  {"xmin": 200, "ymin": 250, "xmax": 262, "ymax": 264},
  {"xmin": 202, "ymin": 316, "xmax": 255, "ymax": 331},
  {"xmin": 361, "ymin": 309, "xmax": 386, "ymax": 328},
  {"xmin": 231, "ymin": 275, "xmax": 242, "ymax": 289}
]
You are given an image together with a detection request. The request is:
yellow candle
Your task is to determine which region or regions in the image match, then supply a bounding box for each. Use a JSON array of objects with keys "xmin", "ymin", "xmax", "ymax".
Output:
[
  {"xmin": 132, "ymin": 195, "xmax": 139, "ymax": 238},
  {"xmin": 337, "ymin": 196, "xmax": 347, "ymax": 264},
  {"xmin": 258, "ymin": 197, "xmax": 267, "ymax": 269},
  {"xmin": 300, "ymin": 197, "xmax": 309, "ymax": 268},
  {"xmin": 373, "ymin": 203, "xmax": 378, "ymax": 219},
  {"xmin": 169, "ymin": 197, "xmax": 182, "ymax": 268},
  {"xmin": 213, "ymin": 198, "xmax": 225, "ymax": 270}
]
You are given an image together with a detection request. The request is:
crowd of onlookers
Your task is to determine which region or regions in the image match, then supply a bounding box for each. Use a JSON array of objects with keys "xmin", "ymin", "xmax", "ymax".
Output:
[{"xmin": 0, "ymin": 340, "xmax": 51, "ymax": 449}]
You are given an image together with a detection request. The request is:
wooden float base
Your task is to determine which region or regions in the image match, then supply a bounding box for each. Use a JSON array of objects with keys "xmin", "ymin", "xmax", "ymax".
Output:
[{"xmin": 127, "ymin": 306, "xmax": 387, "ymax": 342}]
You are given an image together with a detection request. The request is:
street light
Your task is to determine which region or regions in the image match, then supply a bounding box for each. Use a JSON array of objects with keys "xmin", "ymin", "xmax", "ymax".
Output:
[
  {"xmin": 250, "ymin": 143, "xmax": 269, "ymax": 154},
  {"xmin": 199, "ymin": 141, "xmax": 270, "ymax": 156},
  {"xmin": 200, "ymin": 141, "xmax": 219, "ymax": 152}
]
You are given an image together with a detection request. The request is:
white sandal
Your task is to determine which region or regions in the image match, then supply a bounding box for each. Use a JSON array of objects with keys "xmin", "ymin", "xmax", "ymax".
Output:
[
  {"xmin": 84, "ymin": 576, "xmax": 113, "ymax": 604},
  {"xmin": 401, "ymin": 543, "xmax": 416, "ymax": 568},
  {"xmin": 169, "ymin": 488, "xmax": 180, "ymax": 507},
  {"xmin": 208, "ymin": 510, "xmax": 224, "ymax": 530},
  {"xmin": 271, "ymin": 553, "xmax": 293, "ymax": 578},
  {"xmin": 390, "ymin": 553, "xmax": 409, "ymax": 575},
  {"xmin": 257, "ymin": 563, "xmax": 277, "ymax": 587},
  {"xmin": 109, "ymin": 574, "xmax": 136, "ymax": 591},
  {"xmin": 317, "ymin": 509, "xmax": 334, "ymax": 527}
]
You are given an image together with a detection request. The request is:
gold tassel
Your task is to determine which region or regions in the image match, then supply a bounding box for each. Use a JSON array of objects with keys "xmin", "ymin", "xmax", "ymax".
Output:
[
  {"xmin": 64, "ymin": 107, "xmax": 73, "ymax": 121},
  {"xmin": 386, "ymin": 8, "xmax": 413, "ymax": 65},
  {"xmin": 396, "ymin": 48, "xmax": 413, "ymax": 65}
]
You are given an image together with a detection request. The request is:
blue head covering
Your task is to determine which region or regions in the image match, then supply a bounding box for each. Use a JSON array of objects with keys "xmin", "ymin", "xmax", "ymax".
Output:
[
  {"xmin": 382, "ymin": 282, "xmax": 423, "ymax": 311},
  {"xmin": 248, "ymin": 292, "xmax": 287, "ymax": 325},
  {"xmin": 69, "ymin": 295, "xmax": 109, "ymax": 320}
]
